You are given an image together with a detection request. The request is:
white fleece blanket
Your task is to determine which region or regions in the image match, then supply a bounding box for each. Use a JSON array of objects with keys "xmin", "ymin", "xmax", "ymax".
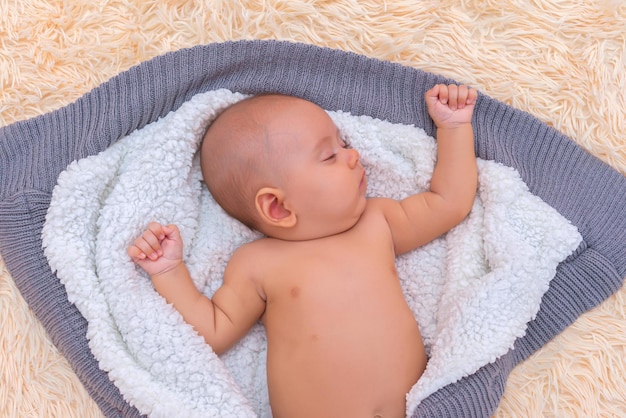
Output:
[{"xmin": 42, "ymin": 89, "xmax": 582, "ymax": 417}]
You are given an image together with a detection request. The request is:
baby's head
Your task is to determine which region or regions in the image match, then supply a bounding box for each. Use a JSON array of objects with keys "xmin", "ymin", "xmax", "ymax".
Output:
[
  {"xmin": 201, "ymin": 94, "xmax": 367, "ymax": 240},
  {"xmin": 201, "ymin": 95, "xmax": 282, "ymax": 230}
]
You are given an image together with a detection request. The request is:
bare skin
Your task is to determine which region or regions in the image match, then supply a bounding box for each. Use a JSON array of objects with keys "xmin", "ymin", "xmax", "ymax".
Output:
[{"xmin": 128, "ymin": 84, "xmax": 478, "ymax": 417}]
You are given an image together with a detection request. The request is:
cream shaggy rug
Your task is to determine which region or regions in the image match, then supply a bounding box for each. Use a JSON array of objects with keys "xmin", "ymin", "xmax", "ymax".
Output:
[{"xmin": 1, "ymin": 1, "xmax": 624, "ymax": 416}]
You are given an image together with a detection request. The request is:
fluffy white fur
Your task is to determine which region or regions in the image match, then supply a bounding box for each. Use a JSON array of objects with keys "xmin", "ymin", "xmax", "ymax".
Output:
[{"xmin": 42, "ymin": 89, "xmax": 581, "ymax": 417}]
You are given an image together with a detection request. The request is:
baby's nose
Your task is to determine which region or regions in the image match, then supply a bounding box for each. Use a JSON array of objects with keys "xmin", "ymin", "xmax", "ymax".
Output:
[{"xmin": 347, "ymin": 148, "xmax": 360, "ymax": 168}]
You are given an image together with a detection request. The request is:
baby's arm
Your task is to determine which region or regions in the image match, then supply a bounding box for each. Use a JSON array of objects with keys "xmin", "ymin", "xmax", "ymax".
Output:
[
  {"xmin": 128, "ymin": 222, "xmax": 265, "ymax": 354},
  {"xmin": 379, "ymin": 84, "xmax": 478, "ymax": 255}
]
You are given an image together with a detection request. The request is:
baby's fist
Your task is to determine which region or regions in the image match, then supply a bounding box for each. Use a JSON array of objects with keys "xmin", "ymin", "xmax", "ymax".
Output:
[
  {"xmin": 425, "ymin": 84, "xmax": 477, "ymax": 128},
  {"xmin": 128, "ymin": 222, "xmax": 183, "ymax": 277}
]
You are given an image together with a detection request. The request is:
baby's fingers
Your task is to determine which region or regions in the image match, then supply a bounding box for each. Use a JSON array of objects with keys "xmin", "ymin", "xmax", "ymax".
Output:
[
  {"xmin": 445, "ymin": 84, "xmax": 461, "ymax": 110},
  {"xmin": 455, "ymin": 85, "xmax": 477, "ymax": 109},
  {"xmin": 147, "ymin": 221, "xmax": 166, "ymax": 240},
  {"xmin": 127, "ymin": 244, "xmax": 148, "ymax": 261},
  {"xmin": 425, "ymin": 84, "xmax": 441, "ymax": 101},
  {"xmin": 131, "ymin": 229, "xmax": 164, "ymax": 261},
  {"xmin": 454, "ymin": 85, "xmax": 469, "ymax": 109},
  {"xmin": 467, "ymin": 87, "xmax": 478, "ymax": 105}
]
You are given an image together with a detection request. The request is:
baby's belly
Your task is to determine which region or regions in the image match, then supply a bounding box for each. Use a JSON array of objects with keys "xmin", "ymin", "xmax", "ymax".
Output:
[{"xmin": 264, "ymin": 296, "xmax": 426, "ymax": 418}]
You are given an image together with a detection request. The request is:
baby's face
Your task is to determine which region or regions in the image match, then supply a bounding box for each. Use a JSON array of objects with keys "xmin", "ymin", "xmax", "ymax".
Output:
[{"xmin": 267, "ymin": 98, "xmax": 368, "ymax": 238}]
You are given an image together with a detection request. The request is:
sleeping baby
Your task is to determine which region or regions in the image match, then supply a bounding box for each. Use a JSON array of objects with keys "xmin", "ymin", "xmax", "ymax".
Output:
[{"xmin": 128, "ymin": 84, "xmax": 478, "ymax": 417}]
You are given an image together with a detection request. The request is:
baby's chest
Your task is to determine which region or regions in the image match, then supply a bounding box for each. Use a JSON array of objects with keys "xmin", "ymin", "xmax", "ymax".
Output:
[
  {"xmin": 264, "ymin": 244, "xmax": 398, "ymax": 305},
  {"xmin": 260, "ymin": 242, "xmax": 414, "ymax": 346}
]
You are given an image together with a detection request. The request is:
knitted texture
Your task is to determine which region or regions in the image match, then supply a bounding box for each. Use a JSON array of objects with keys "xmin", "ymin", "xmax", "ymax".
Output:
[{"xmin": 1, "ymin": 40, "xmax": 625, "ymax": 417}]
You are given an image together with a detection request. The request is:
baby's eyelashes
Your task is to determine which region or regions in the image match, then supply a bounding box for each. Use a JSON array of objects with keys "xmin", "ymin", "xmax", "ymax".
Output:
[
  {"xmin": 320, "ymin": 132, "xmax": 351, "ymax": 162},
  {"xmin": 322, "ymin": 144, "xmax": 352, "ymax": 162},
  {"xmin": 338, "ymin": 131, "xmax": 351, "ymax": 149},
  {"xmin": 323, "ymin": 153, "xmax": 337, "ymax": 162}
]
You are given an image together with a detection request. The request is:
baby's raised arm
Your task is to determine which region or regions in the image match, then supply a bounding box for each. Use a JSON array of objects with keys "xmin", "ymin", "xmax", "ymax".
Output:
[
  {"xmin": 379, "ymin": 84, "xmax": 478, "ymax": 255},
  {"xmin": 128, "ymin": 222, "xmax": 265, "ymax": 354}
]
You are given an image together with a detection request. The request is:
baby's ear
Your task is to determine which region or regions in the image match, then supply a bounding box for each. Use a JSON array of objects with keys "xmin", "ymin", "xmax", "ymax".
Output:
[{"xmin": 255, "ymin": 187, "xmax": 297, "ymax": 228}]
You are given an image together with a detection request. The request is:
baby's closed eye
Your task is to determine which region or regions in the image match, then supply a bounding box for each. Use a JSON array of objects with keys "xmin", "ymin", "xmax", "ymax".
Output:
[
  {"xmin": 320, "ymin": 131, "xmax": 352, "ymax": 162},
  {"xmin": 339, "ymin": 131, "xmax": 351, "ymax": 149}
]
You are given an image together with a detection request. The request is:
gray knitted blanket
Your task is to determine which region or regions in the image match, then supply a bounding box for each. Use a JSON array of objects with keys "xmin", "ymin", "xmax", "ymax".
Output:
[{"xmin": 1, "ymin": 40, "xmax": 625, "ymax": 417}]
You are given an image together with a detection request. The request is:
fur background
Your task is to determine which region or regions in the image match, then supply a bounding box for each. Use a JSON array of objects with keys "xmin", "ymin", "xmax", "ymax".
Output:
[{"xmin": 1, "ymin": 1, "xmax": 624, "ymax": 416}]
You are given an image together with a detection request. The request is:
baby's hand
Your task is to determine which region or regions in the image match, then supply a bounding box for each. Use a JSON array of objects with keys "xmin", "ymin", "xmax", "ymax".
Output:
[
  {"xmin": 425, "ymin": 84, "xmax": 477, "ymax": 129},
  {"xmin": 127, "ymin": 222, "xmax": 183, "ymax": 277}
]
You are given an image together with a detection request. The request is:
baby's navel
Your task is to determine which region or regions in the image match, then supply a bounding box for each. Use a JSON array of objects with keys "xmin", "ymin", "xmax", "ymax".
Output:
[{"xmin": 290, "ymin": 286, "xmax": 300, "ymax": 298}]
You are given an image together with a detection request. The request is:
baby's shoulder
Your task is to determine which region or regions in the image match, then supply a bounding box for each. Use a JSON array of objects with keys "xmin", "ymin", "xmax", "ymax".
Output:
[
  {"xmin": 361, "ymin": 197, "xmax": 407, "ymax": 235},
  {"xmin": 364, "ymin": 196, "xmax": 401, "ymax": 219},
  {"xmin": 223, "ymin": 238, "xmax": 276, "ymax": 281},
  {"xmin": 229, "ymin": 237, "xmax": 282, "ymax": 266},
  {"xmin": 227, "ymin": 237, "xmax": 296, "ymax": 286}
]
